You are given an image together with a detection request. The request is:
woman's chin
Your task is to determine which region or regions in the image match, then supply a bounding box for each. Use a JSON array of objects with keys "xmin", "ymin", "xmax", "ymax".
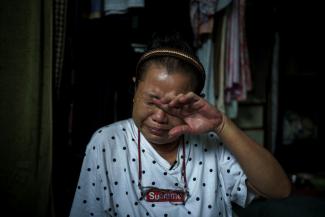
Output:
[{"xmin": 143, "ymin": 132, "xmax": 169, "ymax": 145}]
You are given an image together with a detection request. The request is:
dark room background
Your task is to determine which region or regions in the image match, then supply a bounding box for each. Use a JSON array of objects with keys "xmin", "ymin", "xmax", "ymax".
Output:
[
  {"xmin": 1, "ymin": 0, "xmax": 324, "ymax": 216},
  {"xmin": 53, "ymin": 0, "xmax": 325, "ymax": 216}
]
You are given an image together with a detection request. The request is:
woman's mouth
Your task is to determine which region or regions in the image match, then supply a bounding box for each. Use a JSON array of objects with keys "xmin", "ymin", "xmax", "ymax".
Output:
[{"xmin": 148, "ymin": 126, "xmax": 168, "ymax": 136}]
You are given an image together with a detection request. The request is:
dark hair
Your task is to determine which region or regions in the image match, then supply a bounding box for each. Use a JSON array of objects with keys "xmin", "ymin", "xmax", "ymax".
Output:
[{"xmin": 135, "ymin": 32, "xmax": 205, "ymax": 94}]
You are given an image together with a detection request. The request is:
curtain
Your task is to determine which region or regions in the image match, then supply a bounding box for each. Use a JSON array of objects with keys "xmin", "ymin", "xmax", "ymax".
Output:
[
  {"xmin": 54, "ymin": 0, "xmax": 68, "ymax": 99},
  {"xmin": 0, "ymin": 0, "xmax": 53, "ymax": 216}
]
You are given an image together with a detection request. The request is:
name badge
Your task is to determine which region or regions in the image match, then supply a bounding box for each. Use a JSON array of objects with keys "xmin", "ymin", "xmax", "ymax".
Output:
[{"xmin": 144, "ymin": 188, "xmax": 186, "ymax": 203}]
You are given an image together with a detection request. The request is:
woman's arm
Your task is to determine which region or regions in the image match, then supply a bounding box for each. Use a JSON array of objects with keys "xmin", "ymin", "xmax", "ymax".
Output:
[
  {"xmin": 153, "ymin": 91, "xmax": 291, "ymax": 198},
  {"xmin": 217, "ymin": 115, "xmax": 291, "ymax": 198}
]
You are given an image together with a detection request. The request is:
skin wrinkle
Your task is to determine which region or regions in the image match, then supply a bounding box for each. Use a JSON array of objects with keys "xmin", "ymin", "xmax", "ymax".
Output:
[
  {"xmin": 132, "ymin": 62, "xmax": 291, "ymax": 198},
  {"xmin": 132, "ymin": 64, "xmax": 193, "ymax": 164}
]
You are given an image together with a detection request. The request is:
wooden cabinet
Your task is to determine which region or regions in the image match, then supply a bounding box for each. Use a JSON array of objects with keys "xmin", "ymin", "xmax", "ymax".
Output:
[{"xmin": 233, "ymin": 101, "xmax": 266, "ymax": 146}]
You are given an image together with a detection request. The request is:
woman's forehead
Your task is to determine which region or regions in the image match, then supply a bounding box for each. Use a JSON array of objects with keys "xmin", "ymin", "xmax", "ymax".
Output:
[{"xmin": 137, "ymin": 69, "xmax": 193, "ymax": 98}]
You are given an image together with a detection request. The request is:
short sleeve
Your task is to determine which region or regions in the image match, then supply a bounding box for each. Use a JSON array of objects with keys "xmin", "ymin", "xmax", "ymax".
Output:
[
  {"xmin": 69, "ymin": 131, "xmax": 113, "ymax": 217},
  {"xmin": 217, "ymin": 143, "xmax": 256, "ymax": 208}
]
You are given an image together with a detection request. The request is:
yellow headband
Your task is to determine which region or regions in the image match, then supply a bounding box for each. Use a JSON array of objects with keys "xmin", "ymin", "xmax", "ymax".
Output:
[{"xmin": 136, "ymin": 48, "xmax": 205, "ymax": 92}]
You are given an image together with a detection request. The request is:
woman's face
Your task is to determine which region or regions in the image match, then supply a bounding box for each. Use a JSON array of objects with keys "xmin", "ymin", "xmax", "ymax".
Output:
[{"xmin": 132, "ymin": 63, "xmax": 193, "ymax": 146}]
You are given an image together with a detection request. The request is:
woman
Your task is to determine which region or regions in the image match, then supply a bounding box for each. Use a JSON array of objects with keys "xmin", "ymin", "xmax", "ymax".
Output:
[{"xmin": 70, "ymin": 33, "xmax": 290, "ymax": 217}]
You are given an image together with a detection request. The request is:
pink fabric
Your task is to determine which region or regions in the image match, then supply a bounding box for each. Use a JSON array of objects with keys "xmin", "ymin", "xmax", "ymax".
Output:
[
  {"xmin": 224, "ymin": 0, "xmax": 252, "ymax": 103},
  {"xmin": 238, "ymin": 0, "xmax": 252, "ymax": 100},
  {"xmin": 190, "ymin": 0, "xmax": 219, "ymax": 46}
]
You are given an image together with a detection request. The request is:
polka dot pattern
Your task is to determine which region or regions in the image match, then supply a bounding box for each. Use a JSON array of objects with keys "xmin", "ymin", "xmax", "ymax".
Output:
[{"xmin": 69, "ymin": 119, "xmax": 253, "ymax": 217}]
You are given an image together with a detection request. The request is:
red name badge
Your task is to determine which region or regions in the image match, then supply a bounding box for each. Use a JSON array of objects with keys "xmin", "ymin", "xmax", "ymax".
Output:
[{"xmin": 144, "ymin": 188, "xmax": 186, "ymax": 203}]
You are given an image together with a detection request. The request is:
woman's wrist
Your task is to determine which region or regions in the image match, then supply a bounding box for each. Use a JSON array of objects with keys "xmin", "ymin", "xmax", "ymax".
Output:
[{"xmin": 214, "ymin": 112, "xmax": 226, "ymax": 136}]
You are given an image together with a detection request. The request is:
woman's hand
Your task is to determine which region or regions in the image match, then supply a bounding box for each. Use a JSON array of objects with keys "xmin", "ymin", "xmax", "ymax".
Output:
[{"xmin": 153, "ymin": 92, "xmax": 225, "ymax": 138}]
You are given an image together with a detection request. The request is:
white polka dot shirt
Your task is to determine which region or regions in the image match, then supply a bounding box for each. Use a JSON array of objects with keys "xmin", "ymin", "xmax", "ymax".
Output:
[{"xmin": 70, "ymin": 119, "xmax": 255, "ymax": 217}]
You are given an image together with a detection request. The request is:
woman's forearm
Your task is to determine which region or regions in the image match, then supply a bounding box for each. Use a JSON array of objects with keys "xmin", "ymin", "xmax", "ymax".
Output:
[{"xmin": 216, "ymin": 116, "xmax": 291, "ymax": 198}]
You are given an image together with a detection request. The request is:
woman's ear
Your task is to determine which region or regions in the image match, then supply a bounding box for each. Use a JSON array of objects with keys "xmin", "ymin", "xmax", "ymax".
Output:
[
  {"xmin": 132, "ymin": 77, "xmax": 137, "ymax": 92},
  {"xmin": 132, "ymin": 77, "xmax": 137, "ymax": 103}
]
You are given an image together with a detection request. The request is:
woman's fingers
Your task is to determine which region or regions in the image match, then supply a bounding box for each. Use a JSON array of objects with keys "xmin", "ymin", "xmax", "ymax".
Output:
[
  {"xmin": 153, "ymin": 92, "xmax": 205, "ymax": 118},
  {"xmin": 168, "ymin": 124, "xmax": 191, "ymax": 138},
  {"xmin": 169, "ymin": 92, "xmax": 196, "ymax": 107}
]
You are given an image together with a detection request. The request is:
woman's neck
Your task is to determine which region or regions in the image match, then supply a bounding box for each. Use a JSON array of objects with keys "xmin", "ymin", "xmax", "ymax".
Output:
[{"xmin": 150, "ymin": 140, "xmax": 180, "ymax": 165}]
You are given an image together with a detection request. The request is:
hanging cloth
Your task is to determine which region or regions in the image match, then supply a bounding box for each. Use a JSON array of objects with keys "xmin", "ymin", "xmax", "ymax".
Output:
[
  {"xmin": 190, "ymin": 0, "xmax": 232, "ymax": 47},
  {"xmin": 197, "ymin": 38, "xmax": 216, "ymax": 105},
  {"xmin": 215, "ymin": 11, "xmax": 228, "ymax": 113},
  {"xmin": 88, "ymin": 0, "xmax": 144, "ymax": 19},
  {"xmin": 224, "ymin": 0, "xmax": 252, "ymax": 104},
  {"xmin": 104, "ymin": 0, "xmax": 144, "ymax": 15}
]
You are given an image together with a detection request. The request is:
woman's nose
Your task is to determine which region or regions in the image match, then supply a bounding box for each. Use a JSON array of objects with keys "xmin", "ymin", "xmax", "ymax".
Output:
[{"xmin": 152, "ymin": 108, "xmax": 168, "ymax": 123}]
